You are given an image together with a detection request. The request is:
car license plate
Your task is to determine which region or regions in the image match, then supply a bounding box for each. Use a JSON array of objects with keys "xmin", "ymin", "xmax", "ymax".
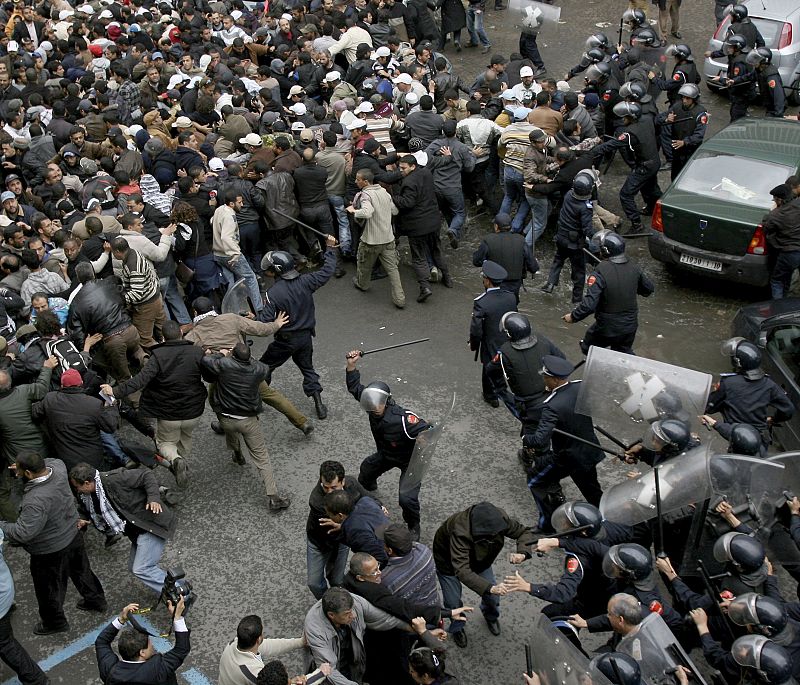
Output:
[{"xmin": 679, "ymin": 254, "xmax": 722, "ymax": 272}]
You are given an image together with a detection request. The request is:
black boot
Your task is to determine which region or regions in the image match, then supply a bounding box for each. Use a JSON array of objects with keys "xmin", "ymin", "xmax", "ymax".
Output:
[
  {"xmin": 312, "ymin": 391, "xmax": 328, "ymax": 420},
  {"xmin": 334, "ymin": 252, "xmax": 346, "ymax": 278}
]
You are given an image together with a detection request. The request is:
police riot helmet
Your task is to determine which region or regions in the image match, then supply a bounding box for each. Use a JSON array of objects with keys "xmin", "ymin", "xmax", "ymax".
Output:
[
  {"xmin": 551, "ymin": 501, "xmax": 604, "ymax": 537},
  {"xmin": 591, "ymin": 229, "xmax": 626, "ymax": 263},
  {"xmin": 590, "ymin": 653, "xmax": 642, "ymax": 685},
  {"xmin": 732, "ymin": 636, "xmax": 793, "ymax": 685},
  {"xmin": 721, "ymin": 337, "xmax": 763, "ymax": 378},
  {"xmin": 602, "ymin": 543, "xmax": 653, "ymax": 581},
  {"xmin": 678, "ymin": 83, "xmax": 700, "ymax": 100},
  {"xmin": 666, "ymin": 43, "xmax": 692, "ymax": 60},
  {"xmin": 261, "ymin": 250, "xmax": 299, "ymax": 279},
  {"xmin": 643, "ymin": 418, "xmax": 691, "ymax": 453},
  {"xmin": 622, "ymin": 8, "xmax": 647, "ymax": 27},
  {"xmin": 728, "ymin": 424, "xmax": 762, "ymax": 456},
  {"xmin": 726, "ymin": 34, "xmax": 748, "ymax": 53},
  {"xmin": 584, "ymin": 62, "xmax": 611, "ymax": 85},
  {"xmin": 359, "ymin": 381, "xmax": 392, "ymax": 413},
  {"xmin": 713, "ymin": 532, "xmax": 766, "ymax": 573},
  {"xmin": 586, "ymin": 47, "xmax": 607, "ymax": 64},
  {"xmin": 585, "ymin": 32, "xmax": 610, "ymax": 51},
  {"xmin": 746, "ymin": 47, "xmax": 773, "ymax": 67},
  {"xmin": 619, "ymin": 81, "xmax": 648, "ymax": 102},
  {"xmin": 500, "ymin": 311, "xmax": 533, "ymax": 344},
  {"xmin": 728, "ymin": 594, "xmax": 788, "ymax": 638},
  {"xmin": 632, "ymin": 27, "xmax": 659, "ymax": 47},
  {"xmin": 612, "ymin": 101, "xmax": 642, "ymax": 120},
  {"xmin": 727, "ymin": 3, "xmax": 749, "ymax": 21},
  {"xmin": 572, "ymin": 174, "xmax": 594, "ymax": 200}
]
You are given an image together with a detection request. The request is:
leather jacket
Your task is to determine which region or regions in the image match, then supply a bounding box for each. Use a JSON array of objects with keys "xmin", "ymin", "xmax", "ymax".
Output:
[
  {"xmin": 66, "ymin": 279, "xmax": 132, "ymax": 344},
  {"xmin": 200, "ymin": 353, "xmax": 269, "ymax": 416}
]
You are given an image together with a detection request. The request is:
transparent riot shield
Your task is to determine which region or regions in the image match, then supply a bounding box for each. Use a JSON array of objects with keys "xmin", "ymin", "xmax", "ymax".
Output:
[
  {"xmin": 400, "ymin": 394, "xmax": 456, "ymax": 495},
  {"xmin": 220, "ymin": 279, "xmax": 255, "ymax": 317},
  {"xmin": 576, "ymin": 347, "xmax": 713, "ymax": 448},
  {"xmin": 617, "ymin": 613, "xmax": 708, "ymax": 685},
  {"xmin": 508, "ymin": 0, "xmax": 561, "ymax": 34},
  {"xmin": 747, "ymin": 453, "xmax": 800, "ymax": 564},
  {"xmin": 530, "ymin": 614, "xmax": 614, "ymax": 685},
  {"xmin": 600, "ymin": 444, "xmax": 713, "ymax": 526}
]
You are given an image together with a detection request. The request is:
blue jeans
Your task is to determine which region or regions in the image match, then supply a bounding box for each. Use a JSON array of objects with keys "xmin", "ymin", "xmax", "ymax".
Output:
[
  {"xmin": 466, "ymin": 6, "xmax": 490, "ymax": 47},
  {"xmin": 437, "ymin": 189, "xmax": 466, "ymax": 238},
  {"xmin": 159, "ymin": 275, "xmax": 191, "ymax": 324},
  {"xmin": 215, "ymin": 254, "xmax": 264, "ymax": 312},
  {"xmin": 329, "ymin": 196, "xmax": 352, "ymax": 254},
  {"xmin": 524, "ymin": 195, "xmax": 548, "ymax": 250},
  {"xmin": 438, "ymin": 567, "xmax": 499, "ymax": 633},
  {"xmin": 771, "ymin": 250, "xmax": 800, "ymax": 299},
  {"xmin": 100, "ymin": 431, "xmax": 129, "ymax": 466},
  {"xmin": 128, "ymin": 532, "xmax": 167, "ymax": 594},
  {"xmin": 307, "ymin": 539, "xmax": 349, "ymax": 600},
  {"xmin": 499, "ymin": 166, "xmax": 530, "ymax": 233}
]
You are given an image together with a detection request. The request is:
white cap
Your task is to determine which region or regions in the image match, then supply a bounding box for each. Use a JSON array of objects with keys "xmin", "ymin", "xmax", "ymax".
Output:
[
  {"xmin": 99, "ymin": 9, "xmax": 113, "ymax": 18},
  {"xmin": 557, "ymin": 80, "xmax": 571, "ymax": 92},
  {"xmin": 354, "ymin": 101, "xmax": 374, "ymax": 114},
  {"xmin": 230, "ymin": 9, "xmax": 242, "ymax": 19},
  {"xmin": 501, "ymin": 90, "xmax": 517, "ymax": 101},
  {"xmin": 519, "ymin": 66, "xmax": 534, "ymax": 77},
  {"xmin": 289, "ymin": 85, "xmax": 304, "ymax": 96},
  {"xmin": 159, "ymin": 14, "xmax": 172, "ymax": 23},
  {"xmin": 405, "ymin": 92, "xmax": 419, "ymax": 105},
  {"xmin": 39, "ymin": 41, "xmax": 53, "ymax": 53},
  {"xmin": 291, "ymin": 121, "xmax": 306, "ymax": 131},
  {"xmin": 372, "ymin": 46, "xmax": 391, "ymax": 58},
  {"xmin": 172, "ymin": 116, "xmax": 193, "ymax": 128},
  {"xmin": 199, "ymin": 55, "xmax": 212, "ymax": 70},
  {"xmin": 78, "ymin": 4, "xmax": 94, "ymax": 13},
  {"xmin": 239, "ymin": 132, "xmax": 263, "ymax": 146},
  {"xmin": 393, "ymin": 73, "xmax": 412, "ymax": 85},
  {"xmin": 59, "ymin": 9, "xmax": 75, "ymax": 20},
  {"xmin": 167, "ymin": 74, "xmax": 188, "ymax": 90},
  {"xmin": 280, "ymin": 12, "xmax": 292, "ymax": 20},
  {"xmin": 413, "ymin": 151, "xmax": 428, "ymax": 166},
  {"xmin": 324, "ymin": 71, "xmax": 340, "ymax": 83},
  {"xmin": 209, "ymin": 157, "xmax": 224, "ymax": 171},
  {"xmin": 346, "ymin": 118, "xmax": 367, "ymax": 130},
  {"xmin": 289, "ymin": 102, "xmax": 307, "ymax": 115},
  {"xmin": 7, "ymin": 41, "xmax": 18, "ymax": 52},
  {"xmin": 128, "ymin": 124, "xmax": 143, "ymax": 137}
]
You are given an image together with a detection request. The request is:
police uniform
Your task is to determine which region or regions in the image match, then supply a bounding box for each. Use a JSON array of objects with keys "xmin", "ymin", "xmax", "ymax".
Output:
[
  {"xmin": 525, "ymin": 357, "xmax": 605, "ymax": 531},
  {"xmin": 655, "ymin": 60, "xmax": 700, "ymax": 104},
  {"xmin": 472, "ymin": 217, "xmax": 538, "ymax": 303},
  {"xmin": 706, "ymin": 372, "xmax": 795, "ymax": 446},
  {"xmin": 571, "ymin": 254, "xmax": 655, "ymax": 355},
  {"xmin": 347, "ymin": 369, "xmax": 430, "ymax": 531},
  {"xmin": 663, "ymin": 99, "xmax": 707, "ymax": 179},
  {"xmin": 260, "ymin": 248, "xmax": 337, "ymax": 401},
  {"xmin": 469, "ymin": 261, "xmax": 518, "ymax": 405},
  {"xmin": 709, "ymin": 48, "xmax": 754, "ymax": 122},
  {"xmin": 544, "ymin": 189, "xmax": 595, "ymax": 304},
  {"xmin": 728, "ymin": 18, "xmax": 765, "ymax": 50},
  {"xmin": 756, "ymin": 64, "xmax": 785, "ymax": 117}
]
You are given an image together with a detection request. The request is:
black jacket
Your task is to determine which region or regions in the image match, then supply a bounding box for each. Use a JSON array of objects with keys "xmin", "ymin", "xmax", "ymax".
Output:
[
  {"xmin": 220, "ymin": 177, "xmax": 264, "ymax": 227},
  {"xmin": 531, "ymin": 156, "xmax": 593, "ymax": 197},
  {"xmin": 307, "ymin": 475, "xmax": 372, "ymax": 552},
  {"xmin": 293, "ymin": 162, "xmax": 329, "ymax": 206},
  {"xmin": 763, "ymin": 201, "xmax": 800, "ymax": 252},
  {"xmin": 394, "ymin": 167, "xmax": 441, "ymax": 237},
  {"xmin": 67, "ymin": 279, "xmax": 132, "ymax": 344},
  {"xmin": 556, "ymin": 190, "xmax": 594, "ymax": 249},
  {"xmin": 200, "ymin": 353, "xmax": 269, "ymax": 417},
  {"xmin": 469, "ymin": 287, "xmax": 517, "ymax": 363},
  {"xmin": 114, "ymin": 340, "xmax": 206, "ymax": 420},
  {"xmin": 346, "ymin": 151, "xmax": 402, "ymax": 202}
]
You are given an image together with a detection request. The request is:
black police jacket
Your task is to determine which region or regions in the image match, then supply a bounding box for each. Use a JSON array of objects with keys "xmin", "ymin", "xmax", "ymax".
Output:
[
  {"xmin": 591, "ymin": 118, "xmax": 659, "ymax": 169},
  {"xmin": 556, "ymin": 190, "xmax": 594, "ymax": 249},
  {"xmin": 66, "ymin": 278, "xmax": 133, "ymax": 345},
  {"xmin": 528, "ymin": 551, "xmax": 612, "ymax": 618},
  {"xmin": 706, "ymin": 373, "xmax": 795, "ymax": 435},
  {"xmin": 469, "ymin": 287, "xmax": 517, "ymax": 361},
  {"xmin": 757, "ymin": 65, "xmax": 785, "ymax": 117},
  {"xmin": 346, "ymin": 369, "xmax": 429, "ymax": 460},
  {"xmin": 497, "ymin": 335, "xmax": 564, "ymax": 400},
  {"xmin": 472, "ymin": 232, "xmax": 530, "ymax": 281},
  {"xmin": 667, "ymin": 101, "xmax": 708, "ymax": 148},
  {"xmin": 200, "ymin": 353, "xmax": 269, "ymax": 417}
]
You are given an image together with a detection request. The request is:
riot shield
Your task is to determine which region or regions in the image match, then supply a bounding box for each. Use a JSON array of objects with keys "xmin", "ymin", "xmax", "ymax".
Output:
[
  {"xmin": 400, "ymin": 394, "xmax": 456, "ymax": 495},
  {"xmin": 530, "ymin": 614, "xmax": 614, "ymax": 685},
  {"xmin": 617, "ymin": 613, "xmax": 708, "ymax": 685},
  {"xmin": 747, "ymin": 453, "xmax": 800, "ymax": 564},
  {"xmin": 576, "ymin": 347, "xmax": 712, "ymax": 448},
  {"xmin": 508, "ymin": 0, "xmax": 561, "ymax": 34},
  {"xmin": 220, "ymin": 279, "xmax": 255, "ymax": 317},
  {"xmin": 600, "ymin": 444, "xmax": 713, "ymax": 526}
]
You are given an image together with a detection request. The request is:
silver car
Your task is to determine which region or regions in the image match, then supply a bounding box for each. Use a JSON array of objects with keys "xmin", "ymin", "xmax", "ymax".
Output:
[{"xmin": 703, "ymin": 0, "xmax": 800, "ymax": 105}]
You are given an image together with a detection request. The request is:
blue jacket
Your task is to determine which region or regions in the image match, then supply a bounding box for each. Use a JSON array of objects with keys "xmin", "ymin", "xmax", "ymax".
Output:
[{"xmin": 340, "ymin": 496, "xmax": 390, "ymax": 567}]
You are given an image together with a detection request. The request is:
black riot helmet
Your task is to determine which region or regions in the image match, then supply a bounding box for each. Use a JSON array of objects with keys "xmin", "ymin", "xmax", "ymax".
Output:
[
  {"xmin": 726, "ymin": 34, "xmax": 748, "ymax": 54},
  {"xmin": 591, "ymin": 229, "xmax": 626, "ymax": 263},
  {"xmin": 261, "ymin": 250, "xmax": 299, "ymax": 279},
  {"xmin": 727, "ymin": 3, "xmax": 748, "ymax": 21},
  {"xmin": 746, "ymin": 47, "xmax": 773, "ymax": 67},
  {"xmin": 732, "ymin": 636, "xmax": 793, "ymax": 685},
  {"xmin": 359, "ymin": 381, "xmax": 392, "ymax": 413},
  {"xmin": 584, "ymin": 62, "xmax": 611, "ymax": 86},
  {"xmin": 602, "ymin": 543, "xmax": 653, "ymax": 581},
  {"xmin": 622, "ymin": 8, "xmax": 647, "ymax": 28},
  {"xmin": 586, "ymin": 47, "xmax": 607, "ymax": 64},
  {"xmin": 713, "ymin": 532, "xmax": 766, "ymax": 574},
  {"xmin": 590, "ymin": 653, "xmax": 642, "ymax": 685},
  {"xmin": 572, "ymin": 174, "xmax": 594, "ymax": 200},
  {"xmin": 619, "ymin": 81, "xmax": 649, "ymax": 102},
  {"xmin": 643, "ymin": 419, "xmax": 691, "ymax": 454},
  {"xmin": 585, "ymin": 32, "xmax": 610, "ymax": 50},
  {"xmin": 551, "ymin": 501, "xmax": 604, "ymax": 537},
  {"xmin": 721, "ymin": 337, "xmax": 763, "ymax": 379},
  {"xmin": 632, "ymin": 27, "xmax": 659, "ymax": 47},
  {"xmin": 729, "ymin": 594, "xmax": 788, "ymax": 638},
  {"xmin": 666, "ymin": 43, "xmax": 692, "ymax": 60},
  {"xmin": 728, "ymin": 424, "xmax": 762, "ymax": 456},
  {"xmin": 612, "ymin": 101, "xmax": 642, "ymax": 120},
  {"xmin": 500, "ymin": 311, "xmax": 536, "ymax": 349}
]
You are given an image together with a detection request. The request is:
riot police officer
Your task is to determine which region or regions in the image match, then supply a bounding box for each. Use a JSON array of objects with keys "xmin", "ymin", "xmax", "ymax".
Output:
[
  {"xmin": 550, "ymin": 500, "xmax": 652, "ymax": 548},
  {"xmin": 563, "ymin": 231, "xmax": 654, "ymax": 355},
  {"xmin": 706, "ymin": 338, "xmax": 795, "ymax": 448},
  {"xmin": 589, "ymin": 653, "xmax": 642, "ymax": 685},
  {"xmin": 726, "ymin": 4, "xmax": 766, "ymax": 50},
  {"xmin": 747, "ymin": 48, "xmax": 786, "ymax": 118},
  {"xmin": 713, "ymin": 532, "xmax": 770, "ymax": 596},
  {"xmin": 524, "ymin": 355, "xmax": 605, "ymax": 532},
  {"xmin": 565, "ymin": 34, "xmax": 621, "ymax": 82},
  {"xmin": 708, "ymin": 34, "xmax": 755, "ymax": 122},
  {"xmin": 653, "ymin": 44, "xmax": 700, "ymax": 105},
  {"xmin": 660, "ymin": 83, "xmax": 707, "ymax": 180},
  {"xmin": 619, "ymin": 81, "xmax": 658, "ymax": 123},
  {"xmin": 700, "ymin": 416, "xmax": 765, "ymax": 456},
  {"xmin": 469, "ymin": 260, "xmax": 517, "ymax": 408},
  {"xmin": 345, "ymin": 350, "xmax": 430, "ymax": 539},
  {"xmin": 625, "ymin": 418, "xmax": 692, "ymax": 466},
  {"xmin": 260, "ymin": 237, "xmax": 338, "ymax": 420},
  {"xmin": 590, "ymin": 102, "xmax": 662, "ymax": 234},
  {"xmin": 583, "ymin": 62, "xmax": 622, "ymax": 136}
]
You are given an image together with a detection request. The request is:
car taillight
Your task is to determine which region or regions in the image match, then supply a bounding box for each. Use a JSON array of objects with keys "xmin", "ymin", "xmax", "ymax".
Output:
[
  {"xmin": 747, "ymin": 224, "xmax": 767, "ymax": 255},
  {"xmin": 651, "ymin": 200, "xmax": 663, "ymax": 232},
  {"xmin": 713, "ymin": 18, "xmax": 730, "ymax": 40},
  {"xmin": 778, "ymin": 22, "xmax": 793, "ymax": 49}
]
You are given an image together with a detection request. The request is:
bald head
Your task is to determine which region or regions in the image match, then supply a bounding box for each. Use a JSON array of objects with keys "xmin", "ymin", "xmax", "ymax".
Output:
[
  {"xmin": 302, "ymin": 147, "xmax": 315, "ymax": 162},
  {"xmin": 0, "ymin": 370, "xmax": 10, "ymax": 391}
]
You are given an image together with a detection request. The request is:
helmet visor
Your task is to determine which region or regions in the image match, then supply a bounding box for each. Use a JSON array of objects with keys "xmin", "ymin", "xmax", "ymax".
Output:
[
  {"xmin": 602, "ymin": 548, "xmax": 622, "ymax": 578},
  {"xmin": 551, "ymin": 502, "xmax": 578, "ymax": 534},
  {"xmin": 665, "ymin": 43, "xmax": 679, "ymax": 57},
  {"xmin": 360, "ymin": 386, "xmax": 390, "ymax": 412},
  {"xmin": 713, "ymin": 531, "xmax": 737, "ymax": 563},
  {"xmin": 721, "ymin": 336, "xmax": 745, "ymax": 357},
  {"xmin": 728, "ymin": 593, "xmax": 760, "ymax": 627},
  {"xmin": 643, "ymin": 421, "xmax": 668, "ymax": 451},
  {"xmin": 732, "ymin": 635, "xmax": 768, "ymax": 670},
  {"xmin": 746, "ymin": 50, "xmax": 764, "ymax": 66}
]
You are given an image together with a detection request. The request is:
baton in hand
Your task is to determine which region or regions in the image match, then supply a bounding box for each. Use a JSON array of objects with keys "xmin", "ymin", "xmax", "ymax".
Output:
[
  {"xmin": 357, "ymin": 338, "xmax": 430, "ymax": 357},
  {"xmin": 271, "ymin": 207, "xmax": 338, "ymax": 243}
]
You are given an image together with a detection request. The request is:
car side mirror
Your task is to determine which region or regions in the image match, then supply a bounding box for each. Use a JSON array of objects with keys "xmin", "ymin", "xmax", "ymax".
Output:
[{"xmin": 758, "ymin": 331, "xmax": 767, "ymax": 348}]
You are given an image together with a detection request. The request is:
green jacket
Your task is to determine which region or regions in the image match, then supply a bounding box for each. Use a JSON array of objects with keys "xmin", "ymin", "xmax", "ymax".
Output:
[{"xmin": 0, "ymin": 366, "xmax": 50, "ymax": 464}]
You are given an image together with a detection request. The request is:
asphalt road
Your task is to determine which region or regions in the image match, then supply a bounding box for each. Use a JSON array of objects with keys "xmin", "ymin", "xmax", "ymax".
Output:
[{"xmin": 4, "ymin": 2, "xmax": 799, "ymax": 684}]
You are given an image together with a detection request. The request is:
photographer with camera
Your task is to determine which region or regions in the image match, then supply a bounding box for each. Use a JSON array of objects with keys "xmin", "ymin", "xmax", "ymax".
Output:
[{"xmin": 95, "ymin": 598, "xmax": 190, "ymax": 685}]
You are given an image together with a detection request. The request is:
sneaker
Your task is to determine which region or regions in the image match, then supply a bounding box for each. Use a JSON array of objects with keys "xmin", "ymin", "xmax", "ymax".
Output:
[
  {"xmin": 231, "ymin": 450, "xmax": 246, "ymax": 465},
  {"xmin": 453, "ymin": 630, "xmax": 468, "ymax": 648},
  {"xmin": 34, "ymin": 622, "xmax": 69, "ymax": 636},
  {"xmin": 268, "ymin": 494, "xmax": 291, "ymax": 511},
  {"xmin": 429, "ymin": 266, "xmax": 441, "ymax": 283},
  {"xmin": 172, "ymin": 457, "xmax": 189, "ymax": 489},
  {"xmin": 481, "ymin": 45, "xmax": 491, "ymax": 53},
  {"xmin": 76, "ymin": 599, "xmax": 108, "ymax": 613},
  {"xmin": 394, "ymin": 301, "xmax": 406, "ymax": 309}
]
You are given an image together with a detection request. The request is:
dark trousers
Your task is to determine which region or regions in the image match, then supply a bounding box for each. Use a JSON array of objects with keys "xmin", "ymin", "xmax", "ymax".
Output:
[
  {"xmin": 408, "ymin": 233, "xmax": 449, "ymax": 288},
  {"xmin": 547, "ymin": 241, "xmax": 586, "ymax": 302},
  {"xmin": 358, "ymin": 452, "xmax": 420, "ymax": 528},
  {"xmin": 730, "ymin": 96, "xmax": 749, "ymax": 123},
  {"xmin": 300, "ymin": 203, "xmax": 334, "ymax": 253},
  {"xmin": 30, "ymin": 532, "xmax": 105, "ymax": 630},
  {"xmin": 480, "ymin": 349, "xmax": 505, "ymax": 401},
  {"xmin": 519, "ymin": 33, "xmax": 544, "ymax": 69},
  {"xmin": 670, "ymin": 146, "xmax": 696, "ymax": 181},
  {"xmin": 261, "ymin": 329, "xmax": 322, "ymax": 396},
  {"xmin": 620, "ymin": 164, "xmax": 662, "ymax": 226},
  {"xmin": 528, "ymin": 461, "xmax": 602, "ymax": 531},
  {"xmin": 0, "ymin": 612, "xmax": 47, "ymax": 684},
  {"xmin": 770, "ymin": 250, "xmax": 800, "ymax": 299},
  {"xmin": 238, "ymin": 221, "xmax": 263, "ymax": 274},
  {"xmin": 266, "ymin": 227, "xmax": 305, "ymax": 263},
  {"xmin": 580, "ymin": 323, "xmax": 637, "ymax": 355}
]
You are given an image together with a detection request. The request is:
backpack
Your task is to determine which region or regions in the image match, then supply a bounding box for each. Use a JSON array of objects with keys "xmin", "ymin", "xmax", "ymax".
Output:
[{"xmin": 45, "ymin": 337, "xmax": 88, "ymax": 375}]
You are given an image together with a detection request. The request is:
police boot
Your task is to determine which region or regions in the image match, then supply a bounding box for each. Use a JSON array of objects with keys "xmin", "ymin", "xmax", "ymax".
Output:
[
  {"xmin": 312, "ymin": 391, "xmax": 328, "ymax": 420},
  {"xmin": 334, "ymin": 252, "xmax": 346, "ymax": 279},
  {"xmin": 541, "ymin": 282, "xmax": 555, "ymax": 294}
]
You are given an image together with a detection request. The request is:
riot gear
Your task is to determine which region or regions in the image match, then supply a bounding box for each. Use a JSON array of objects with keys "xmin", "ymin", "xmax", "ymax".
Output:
[
  {"xmin": 602, "ymin": 543, "xmax": 652, "ymax": 581},
  {"xmin": 666, "ymin": 43, "xmax": 692, "ymax": 60},
  {"xmin": 585, "ymin": 62, "xmax": 612, "ymax": 85},
  {"xmin": 727, "ymin": 4, "xmax": 748, "ymax": 21},
  {"xmin": 619, "ymin": 81, "xmax": 649, "ymax": 102},
  {"xmin": 732, "ymin": 635, "xmax": 793, "ymax": 685},
  {"xmin": 591, "ymin": 230, "xmax": 626, "ymax": 263},
  {"xmin": 722, "ymin": 337, "xmax": 764, "ymax": 379},
  {"xmin": 728, "ymin": 594, "xmax": 788, "ymax": 638},
  {"xmin": 728, "ymin": 423, "xmax": 762, "ymax": 456},
  {"xmin": 590, "ymin": 652, "xmax": 641, "ymax": 685},
  {"xmin": 632, "ymin": 27, "xmax": 659, "ymax": 47},
  {"xmin": 359, "ymin": 381, "xmax": 392, "ymax": 412},
  {"xmin": 622, "ymin": 8, "xmax": 646, "ymax": 28},
  {"xmin": 612, "ymin": 101, "xmax": 642, "ymax": 120},
  {"xmin": 261, "ymin": 251, "xmax": 300, "ymax": 279},
  {"xmin": 572, "ymin": 174, "xmax": 594, "ymax": 200},
  {"xmin": 713, "ymin": 532, "xmax": 766, "ymax": 574},
  {"xmin": 643, "ymin": 419, "xmax": 691, "ymax": 453},
  {"xmin": 746, "ymin": 47, "xmax": 773, "ymax": 67},
  {"xmin": 678, "ymin": 83, "xmax": 700, "ymax": 99},
  {"xmin": 586, "ymin": 32, "xmax": 610, "ymax": 50},
  {"xmin": 586, "ymin": 47, "xmax": 607, "ymax": 64},
  {"xmin": 726, "ymin": 34, "xmax": 747, "ymax": 54},
  {"xmin": 500, "ymin": 312, "xmax": 533, "ymax": 344},
  {"xmin": 552, "ymin": 501, "xmax": 604, "ymax": 537}
]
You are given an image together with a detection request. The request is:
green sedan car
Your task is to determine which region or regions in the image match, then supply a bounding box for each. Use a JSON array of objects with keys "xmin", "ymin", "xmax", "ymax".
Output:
[{"xmin": 649, "ymin": 117, "xmax": 800, "ymax": 287}]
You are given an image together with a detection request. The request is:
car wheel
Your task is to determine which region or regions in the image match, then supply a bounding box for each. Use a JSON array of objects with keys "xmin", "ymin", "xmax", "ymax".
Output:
[{"xmin": 789, "ymin": 79, "xmax": 800, "ymax": 107}]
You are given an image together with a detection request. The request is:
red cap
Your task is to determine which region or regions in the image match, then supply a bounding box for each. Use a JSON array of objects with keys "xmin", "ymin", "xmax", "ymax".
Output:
[
  {"xmin": 60, "ymin": 369, "xmax": 83, "ymax": 387},
  {"xmin": 88, "ymin": 44, "xmax": 103, "ymax": 57}
]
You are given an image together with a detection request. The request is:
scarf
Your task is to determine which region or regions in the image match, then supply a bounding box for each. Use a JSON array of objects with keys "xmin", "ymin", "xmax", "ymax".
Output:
[
  {"xmin": 193, "ymin": 310, "xmax": 218, "ymax": 324},
  {"xmin": 81, "ymin": 471, "xmax": 126, "ymax": 535}
]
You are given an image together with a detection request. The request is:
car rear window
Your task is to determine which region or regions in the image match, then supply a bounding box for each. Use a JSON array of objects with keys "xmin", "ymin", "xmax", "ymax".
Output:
[
  {"xmin": 716, "ymin": 17, "xmax": 783, "ymax": 48},
  {"xmin": 673, "ymin": 150, "xmax": 793, "ymax": 209}
]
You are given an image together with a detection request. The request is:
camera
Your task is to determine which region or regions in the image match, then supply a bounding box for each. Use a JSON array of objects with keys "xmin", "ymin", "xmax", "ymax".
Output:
[{"xmin": 161, "ymin": 565, "xmax": 197, "ymax": 615}]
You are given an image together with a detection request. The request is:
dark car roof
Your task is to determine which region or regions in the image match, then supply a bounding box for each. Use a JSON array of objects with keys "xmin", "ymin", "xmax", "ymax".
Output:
[
  {"xmin": 702, "ymin": 118, "xmax": 800, "ymax": 167},
  {"xmin": 736, "ymin": 298, "xmax": 800, "ymax": 332}
]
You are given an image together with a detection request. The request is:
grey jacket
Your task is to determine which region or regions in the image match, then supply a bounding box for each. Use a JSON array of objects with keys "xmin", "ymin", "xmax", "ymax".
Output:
[
  {"xmin": 0, "ymin": 458, "xmax": 79, "ymax": 555},
  {"xmin": 304, "ymin": 593, "xmax": 408, "ymax": 685}
]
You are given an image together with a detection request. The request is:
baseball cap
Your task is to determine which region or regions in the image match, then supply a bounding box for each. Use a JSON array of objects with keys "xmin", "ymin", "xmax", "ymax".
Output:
[
  {"xmin": 372, "ymin": 46, "xmax": 391, "ymax": 58},
  {"xmin": 209, "ymin": 157, "xmax": 224, "ymax": 172},
  {"xmin": 0, "ymin": 191, "xmax": 15, "ymax": 203},
  {"xmin": 289, "ymin": 85, "xmax": 305, "ymax": 96},
  {"xmin": 239, "ymin": 133, "xmax": 263, "ymax": 146},
  {"xmin": 299, "ymin": 129, "xmax": 315, "ymax": 143},
  {"xmin": 172, "ymin": 116, "xmax": 193, "ymax": 129},
  {"xmin": 324, "ymin": 71, "xmax": 341, "ymax": 82},
  {"xmin": 519, "ymin": 66, "xmax": 534, "ymax": 77},
  {"xmin": 355, "ymin": 101, "xmax": 374, "ymax": 114},
  {"xmin": 6, "ymin": 41, "xmax": 18, "ymax": 52},
  {"xmin": 60, "ymin": 369, "xmax": 83, "ymax": 387},
  {"xmin": 289, "ymin": 102, "xmax": 307, "ymax": 115},
  {"xmin": 393, "ymin": 73, "xmax": 412, "ymax": 85},
  {"xmin": 151, "ymin": 51, "xmax": 164, "ymax": 60},
  {"xmin": 346, "ymin": 118, "xmax": 367, "ymax": 130},
  {"xmin": 4, "ymin": 174, "xmax": 20, "ymax": 186},
  {"xmin": 512, "ymin": 107, "xmax": 532, "ymax": 121},
  {"xmin": 501, "ymin": 90, "xmax": 517, "ymax": 101},
  {"xmin": 59, "ymin": 9, "xmax": 75, "ymax": 20},
  {"xmin": 84, "ymin": 197, "xmax": 102, "ymax": 212},
  {"xmin": 199, "ymin": 55, "xmax": 212, "ymax": 70}
]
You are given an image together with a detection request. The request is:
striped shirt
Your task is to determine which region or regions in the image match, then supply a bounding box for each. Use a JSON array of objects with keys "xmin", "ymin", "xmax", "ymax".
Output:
[
  {"xmin": 381, "ymin": 542, "xmax": 441, "ymax": 609},
  {"xmin": 119, "ymin": 248, "xmax": 160, "ymax": 306}
]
